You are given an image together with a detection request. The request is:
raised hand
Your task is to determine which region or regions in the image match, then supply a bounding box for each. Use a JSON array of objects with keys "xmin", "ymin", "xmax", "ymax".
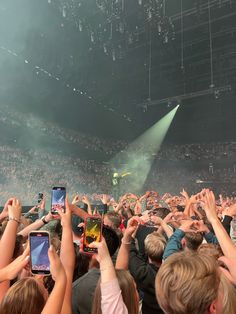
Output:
[
  {"xmin": 179, "ymin": 219, "xmax": 198, "ymax": 233},
  {"xmin": 39, "ymin": 197, "xmax": 46, "ymax": 210},
  {"xmin": 72, "ymin": 195, "xmax": 80, "ymax": 205},
  {"xmin": 100, "ymin": 194, "xmax": 109, "ymax": 205},
  {"xmin": 180, "ymin": 189, "xmax": 189, "ymax": 200},
  {"xmin": 48, "ymin": 246, "xmax": 66, "ymax": 282},
  {"xmin": 8, "ymin": 198, "xmax": 22, "ymax": 221},
  {"xmin": 88, "ymin": 237, "xmax": 110, "ymax": 265},
  {"xmin": 57, "ymin": 197, "xmax": 72, "ymax": 228},
  {"xmin": 198, "ymin": 189, "xmax": 218, "ymax": 224},
  {"xmin": 124, "ymin": 216, "xmax": 141, "ymax": 238},
  {"xmin": 82, "ymin": 195, "xmax": 90, "ymax": 205},
  {"xmin": 193, "ymin": 220, "xmax": 210, "ymax": 233}
]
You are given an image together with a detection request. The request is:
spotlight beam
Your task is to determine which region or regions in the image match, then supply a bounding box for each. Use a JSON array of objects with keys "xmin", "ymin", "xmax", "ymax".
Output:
[{"xmin": 111, "ymin": 105, "xmax": 179, "ymax": 194}]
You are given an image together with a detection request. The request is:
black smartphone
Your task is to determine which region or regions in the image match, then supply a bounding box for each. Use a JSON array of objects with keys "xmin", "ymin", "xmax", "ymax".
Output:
[
  {"xmin": 36, "ymin": 193, "xmax": 44, "ymax": 207},
  {"xmin": 83, "ymin": 216, "xmax": 102, "ymax": 253},
  {"xmin": 29, "ymin": 231, "xmax": 50, "ymax": 275},
  {"xmin": 51, "ymin": 187, "xmax": 66, "ymax": 215}
]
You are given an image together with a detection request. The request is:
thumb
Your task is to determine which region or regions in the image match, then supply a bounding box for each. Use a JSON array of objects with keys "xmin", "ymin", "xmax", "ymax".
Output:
[
  {"xmin": 88, "ymin": 241, "xmax": 100, "ymax": 249},
  {"xmin": 65, "ymin": 196, "xmax": 70, "ymax": 210},
  {"xmin": 48, "ymin": 245, "xmax": 56, "ymax": 263}
]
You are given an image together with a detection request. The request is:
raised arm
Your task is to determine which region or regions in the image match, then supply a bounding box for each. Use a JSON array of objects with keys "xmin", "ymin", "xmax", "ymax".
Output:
[
  {"xmin": 41, "ymin": 246, "xmax": 67, "ymax": 314},
  {"xmin": 200, "ymin": 189, "xmax": 236, "ymax": 260},
  {"xmin": 89, "ymin": 238, "xmax": 128, "ymax": 314},
  {"xmin": 0, "ymin": 198, "xmax": 22, "ymax": 301},
  {"xmin": 116, "ymin": 216, "xmax": 140, "ymax": 270},
  {"xmin": 150, "ymin": 214, "xmax": 173, "ymax": 239},
  {"xmin": 58, "ymin": 199, "xmax": 75, "ymax": 314},
  {"xmin": 69, "ymin": 203, "xmax": 89, "ymax": 221},
  {"xmin": 82, "ymin": 196, "xmax": 92, "ymax": 215},
  {"xmin": 18, "ymin": 212, "xmax": 53, "ymax": 238}
]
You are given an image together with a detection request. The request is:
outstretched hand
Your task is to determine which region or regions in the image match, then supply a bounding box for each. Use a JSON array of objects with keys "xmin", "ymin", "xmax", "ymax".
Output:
[
  {"xmin": 197, "ymin": 189, "xmax": 218, "ymax": 223},
  {"xmin": 8, "ymin": 198, "xmax": 22, "ymax": 221}
]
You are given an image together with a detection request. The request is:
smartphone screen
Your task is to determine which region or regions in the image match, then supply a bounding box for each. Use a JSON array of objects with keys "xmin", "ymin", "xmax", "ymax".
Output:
[
  {"xmin": 83, "ymin": 216, "xmax": 102, "ymax": 253},
  {"xmin": 51, "ymin": 187, "xmax": 66, "ymax": 215},
  {"xmin": 29, "ymin": 231, "xmax": 50, "ymax": 275}
]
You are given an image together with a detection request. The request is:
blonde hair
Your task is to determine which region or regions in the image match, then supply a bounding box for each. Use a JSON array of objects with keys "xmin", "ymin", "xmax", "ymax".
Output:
[
  {"xmin": 0, "ymin": 277, "xmax": 45, "ymax": 314},
  {"xmin": 219, "ymin": 273, "xmax": 236, "ymax": 314},
  {"xmin": 155, "ymin": 251, "xmax": 220, "ymax": 314},
  {"xmin": 197, "ymin": 243, "xmax": 223, "ymax": 260},
  {"xmin": 144, "ymin": 232, "xmax": 166, "ymax": 263},
  {"xmin": 92, "ymin": 270, "xmax": 139, "ymax": 314}
]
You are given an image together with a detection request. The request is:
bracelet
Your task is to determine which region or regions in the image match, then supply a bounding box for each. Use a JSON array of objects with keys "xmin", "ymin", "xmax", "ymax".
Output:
[
  {"xmin": 8, "ymin": 217, "xmax": 20, "ymax": 224},
  {"xmin": 100, "ymin": 264, "xmax": 114, "ymax": 271},
  {"xmin": 41, "ymin": 216, "xmax": 48, "ymax": 224},
  {"xmin": 121, "ymin": 238, "xmax": 131, "ymax": 245}
]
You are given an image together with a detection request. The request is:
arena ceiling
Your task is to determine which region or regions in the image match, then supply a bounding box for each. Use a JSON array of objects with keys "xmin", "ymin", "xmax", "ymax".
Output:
[{"xmin": 0, "ymin": 0, "xmax": 236, "ymax": 143}]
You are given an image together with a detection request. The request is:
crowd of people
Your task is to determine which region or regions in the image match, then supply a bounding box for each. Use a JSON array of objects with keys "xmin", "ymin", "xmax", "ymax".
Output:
[
  {"xmin": 1, "ymin": 104, "xmax": 236, "ymax": 160},
  {"xmin": 0, "ymin": 188, "xmax": 236, "ymax": 314},
  {"xmin": 0, "ymin": 141, "xmax": 235, "ymax": 204}
]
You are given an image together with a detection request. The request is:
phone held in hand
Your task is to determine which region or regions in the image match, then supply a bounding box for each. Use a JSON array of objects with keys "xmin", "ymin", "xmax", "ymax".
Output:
[
  {"xmin": 51, "ymin": 187, "xmax": 66, "ymax": 215},
  {"xmin": 29, "ymin": 231, "xmax": 50, "ymax": 276},
  {"xmin": 83, "ymin": 216, "xmax": 102, "ymax": 254},
  {"xmin": 38, "ymin": 193, "xmax": 44, "ymax": 204}
]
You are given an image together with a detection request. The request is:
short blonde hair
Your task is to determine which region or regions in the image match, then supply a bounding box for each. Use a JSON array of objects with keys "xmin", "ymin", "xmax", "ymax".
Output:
[
  {"xmin": 144, "ymin": 232, "xmax": 166, "ymax": 263},
  {"xmin": 155, "ymin": 251, "xmax": 220, "ymax": 314},
  {"xmin": 219, "ymin": 272, "xmax": 236, "ymax": 314}
]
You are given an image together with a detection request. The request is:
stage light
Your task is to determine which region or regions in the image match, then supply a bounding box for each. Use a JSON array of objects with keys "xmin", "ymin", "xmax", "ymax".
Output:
[{"xmin": 111, "ymin": 105, "xmax": 179, "ymax": 194}]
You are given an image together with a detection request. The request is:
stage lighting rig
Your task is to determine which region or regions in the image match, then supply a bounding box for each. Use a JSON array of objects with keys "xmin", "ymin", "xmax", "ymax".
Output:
[{"xmin": 55, "ymin": 0, "xmax": 175, "ymax": 61}]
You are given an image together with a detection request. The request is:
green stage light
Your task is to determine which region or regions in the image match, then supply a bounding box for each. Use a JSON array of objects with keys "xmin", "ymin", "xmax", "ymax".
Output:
[{"xmin": 111, "ymin": 105, "xmax": 179, "ymax": 195}]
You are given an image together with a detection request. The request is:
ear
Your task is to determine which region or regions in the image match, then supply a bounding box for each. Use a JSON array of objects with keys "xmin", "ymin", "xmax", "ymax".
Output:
[
  {"xmin": 181, "ymin": 238, "xmax": 186, "ymax": 248},
  {"xmin": 209, "ymin": 300, "xmax": 217, "ymax": 314}
]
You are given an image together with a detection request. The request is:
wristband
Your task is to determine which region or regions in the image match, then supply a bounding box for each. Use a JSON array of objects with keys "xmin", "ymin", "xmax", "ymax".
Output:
[
  {"xmin": 121, "ymin": 238, "xmax": 131, "ymax": 245},
  {"xmin": 9, "ymin": 217, "xmax": 20, "ymax": 224},
  {"xmin": 41, "ymin": 216, "xmax": 48, "ymax": 224}
]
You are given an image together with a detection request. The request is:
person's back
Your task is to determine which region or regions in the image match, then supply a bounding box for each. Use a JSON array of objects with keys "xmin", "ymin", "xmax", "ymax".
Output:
[
  {"xmin": 72, "ymin": 268, "xmax": 100, "ymax": 314},
  {"xmin": 129, "ymin": 232, "xmax": 166, "ymax": 314}
]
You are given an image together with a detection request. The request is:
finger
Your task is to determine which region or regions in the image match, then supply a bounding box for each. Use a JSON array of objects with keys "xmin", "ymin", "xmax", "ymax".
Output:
[
  {"xmin": 219, "ymin": 267, "xmax": 235, "ymax": 283},
  {"xmin": 23, "ymin": 243, "xmax": 30, "ymax": 256},
  {"xmin": 88, "ymin": 241, "xmax": 101, "ymax": 249},
  {"xmin": 57, "ymin": 207, "xmax": 63, "ymax": 218},
  {"xmin": 48, "ymin": 245, "xmax": 57, "ymax": 264},
  {"xmin": 218, "ymin": 256, "xmax": 234, "ymax": 271},
  {"xmin": 65, "ymin": 196, "xmax": 70, "ymax": 210}
]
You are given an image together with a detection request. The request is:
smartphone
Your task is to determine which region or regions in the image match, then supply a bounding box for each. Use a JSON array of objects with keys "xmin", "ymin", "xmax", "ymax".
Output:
[
  {"xmin": 36, "ymin": 193, "xmax": 44, "ymax": 207},
  {"xmin": 51, "ymin": 187, "xmax": 66, "ymax": 215},
  {"xmin": 83, "ymin": 216, "xmax": 102, "ymax": 253},
  {"xmin": 38, "ymin": 193, "xmax": 44, "ymax": 203},
  {"xmin": 29, "ymin": 231, "xmax": 50, "ymax": 275}
]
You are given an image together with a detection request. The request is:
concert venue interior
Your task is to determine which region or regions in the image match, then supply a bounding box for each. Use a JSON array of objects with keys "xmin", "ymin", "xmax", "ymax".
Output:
[
  {"xmin": 1, "ymin": 2, "xmax": 236, "ymax": 314},
  {"xmin": 0, "ymin": 0, "xmax": 235, "ymax": 201}
]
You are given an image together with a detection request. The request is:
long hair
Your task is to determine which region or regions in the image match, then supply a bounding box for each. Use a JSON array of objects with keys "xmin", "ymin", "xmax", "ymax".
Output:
[
  {"xmin": 0, "ymin": 277, "xmax": 46, "ymax": 314},
  {"xmin": 92, "ymin": 270, "xmax": 139, "ymax": 314}
]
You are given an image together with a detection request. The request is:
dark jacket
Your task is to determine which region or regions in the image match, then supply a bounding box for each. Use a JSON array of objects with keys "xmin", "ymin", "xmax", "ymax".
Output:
[
  {"xmin": 128, "ymin": 240, "xmax": 164, "ymax": 314},
  {"xmin": 72, "ymin": 268, "xmax": 100, "ymax": 314}
]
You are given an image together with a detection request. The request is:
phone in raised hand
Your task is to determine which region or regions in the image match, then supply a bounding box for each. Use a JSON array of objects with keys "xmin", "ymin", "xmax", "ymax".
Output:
[
  {"xmin": 83, "ymin": 216, "xmax": 102, "ymax": 254},
  {"xmin": 29, "ymin": 231, "xmax": 50, "ymax": 275},
  {"xmin": 51, "ymin": 187, "xmax": 66, "ymax": 215}
]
